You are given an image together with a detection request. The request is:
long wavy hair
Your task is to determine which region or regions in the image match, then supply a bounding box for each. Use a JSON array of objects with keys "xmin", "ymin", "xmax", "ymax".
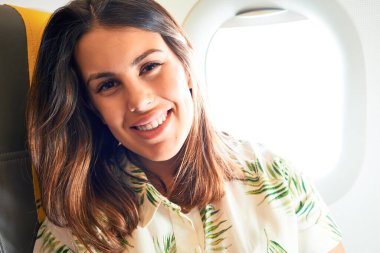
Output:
[{"xmin": 27, "ymin": 0, "xmax": 239, "ymax": 251}]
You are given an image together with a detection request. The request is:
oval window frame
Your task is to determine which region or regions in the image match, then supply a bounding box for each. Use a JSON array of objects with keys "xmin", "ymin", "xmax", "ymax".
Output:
[{"xmin": 183, "ymin": 0, "xmax": 366, "ymax": 204}]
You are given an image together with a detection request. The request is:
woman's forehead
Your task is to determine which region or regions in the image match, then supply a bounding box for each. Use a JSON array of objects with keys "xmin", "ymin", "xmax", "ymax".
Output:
[{"xmin": 75, "ymin": 27, "xmax": 168, "ymax": 64}]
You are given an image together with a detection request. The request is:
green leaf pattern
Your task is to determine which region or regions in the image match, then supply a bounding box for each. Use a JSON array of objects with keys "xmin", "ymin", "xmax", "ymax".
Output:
[
  {"xmin": 153, "ymin": 234, "xmax": 177, "ymax": 253},
  {"xmin": 36, "ymin": 223, "xmax": 75, "ymax": 253},
  {"xmin": 243, "ymin": 155, "xmax": 327, "ymax": 225},
  {"xmin": 319, "ymin": 214, "xmax": 343, "ymax": 240},
  {"xmin": 264, "ymin": 229, "xmax": 287, "ymax": 253},
  {"xmin": 127, "ymin": 168, "xmax": 155, "ymax": 206},
  {"xmin": 289, "ymin": 170, "xmax": 317, "ymax": 223},
  {"xmin": 201, "ymin": 204, "xmax": 232, "ymax": 252},
  {"xmin": 243, "ymin": 158, "xmax": 293, "ymax": 214}
]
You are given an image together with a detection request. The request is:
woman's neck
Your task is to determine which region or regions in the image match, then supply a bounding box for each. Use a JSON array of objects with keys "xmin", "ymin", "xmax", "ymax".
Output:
[{"xmin": 134, "ymin": 154, "xmax": 180, "ymax": 196}]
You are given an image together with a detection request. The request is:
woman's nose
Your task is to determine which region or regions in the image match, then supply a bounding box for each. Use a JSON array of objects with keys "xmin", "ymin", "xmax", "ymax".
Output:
[{"xmin": 125, "ymin": 81, "xmax": 155, "ymax": 113}]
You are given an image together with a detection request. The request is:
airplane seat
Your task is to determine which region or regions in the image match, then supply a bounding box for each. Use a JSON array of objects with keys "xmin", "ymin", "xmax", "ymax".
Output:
[{"xmin": 0, "ymin": 5, "xmax": 49, "ymax": 253}]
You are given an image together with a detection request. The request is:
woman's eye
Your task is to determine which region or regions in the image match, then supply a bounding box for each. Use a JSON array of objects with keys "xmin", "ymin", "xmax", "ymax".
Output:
[
  {"xmin": 139, "ymin": 62, "xmax": 162, "ymax": 76},
  {"xmin": 96, "ymin": 80, "xmax": 119, "ymax": 93}
]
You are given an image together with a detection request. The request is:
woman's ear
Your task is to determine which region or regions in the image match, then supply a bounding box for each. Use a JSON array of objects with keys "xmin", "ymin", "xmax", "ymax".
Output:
[{"xmin": 187, "ymin": 71, "xmax": 193, "ymax": 89}]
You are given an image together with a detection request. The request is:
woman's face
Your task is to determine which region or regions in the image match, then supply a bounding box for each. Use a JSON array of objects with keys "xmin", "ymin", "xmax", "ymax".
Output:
[{"xmin": 75, "ymin": 26, "xmax": 194, "ymax": 164}]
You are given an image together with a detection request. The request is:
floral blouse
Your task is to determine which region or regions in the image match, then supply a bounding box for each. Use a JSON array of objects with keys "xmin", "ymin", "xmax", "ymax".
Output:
[{"xmin": 34, "ymin": 140, "xmax": 342, "ymax": 253}]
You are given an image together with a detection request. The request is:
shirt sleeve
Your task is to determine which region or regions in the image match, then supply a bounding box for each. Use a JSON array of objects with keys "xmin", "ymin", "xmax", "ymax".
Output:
[
  {"xmin": 237, "ymin": 140, "xmax": 343, "ymax": 252},
  {"xmin": 285, "ymin": 158, "xmax": 343, "ymax": 253},
  {"xmin": 33, "ymin": 219, "xmax": 79, "ymax": 253}
]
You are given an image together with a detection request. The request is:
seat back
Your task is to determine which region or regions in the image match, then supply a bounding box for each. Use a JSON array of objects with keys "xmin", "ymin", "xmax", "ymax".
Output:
[{"xmin": 0, "ymin": 5, "xmax": 49, "ymax": 253}]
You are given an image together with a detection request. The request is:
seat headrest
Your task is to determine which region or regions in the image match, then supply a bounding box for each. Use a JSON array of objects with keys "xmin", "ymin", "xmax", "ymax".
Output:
[
  {"xmin": 8, "ymin": 5, "xmax": 51, "ymax": 84},
  {"xmin": 1, "ymin": 5, "xmax": 51, "ymax": 223}
]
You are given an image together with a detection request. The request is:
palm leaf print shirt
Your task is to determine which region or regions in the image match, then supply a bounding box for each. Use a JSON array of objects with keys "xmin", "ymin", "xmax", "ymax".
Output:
[{"xmin": 34, "ymin": 139, "xmax": 342, "ymax": 253}]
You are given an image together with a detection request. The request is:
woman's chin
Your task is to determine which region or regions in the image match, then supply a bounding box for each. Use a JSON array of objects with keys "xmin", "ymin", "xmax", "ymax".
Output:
[{"xmin": 133, "ymin": 147, "xmax": 183, "ymax": 168}]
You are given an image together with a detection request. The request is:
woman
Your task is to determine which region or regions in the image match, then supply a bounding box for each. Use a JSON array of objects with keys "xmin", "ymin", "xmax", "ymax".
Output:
[{"xmin": 28, "ymin": 0, "xmax": 345, "ymax": 252}]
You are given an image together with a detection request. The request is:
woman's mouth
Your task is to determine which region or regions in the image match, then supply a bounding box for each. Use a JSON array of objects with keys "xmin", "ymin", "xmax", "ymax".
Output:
[
  {"xmin": 134, "ymin": 112, "xmax": 168, "ymax": 131},
  {"xmin": 131, "ymin": 109, "xmax": 172, "ymax": 139}
]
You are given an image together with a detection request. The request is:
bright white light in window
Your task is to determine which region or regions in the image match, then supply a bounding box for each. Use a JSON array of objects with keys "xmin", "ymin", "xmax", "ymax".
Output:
[{"xmin": 206, "ymin": 17, "xmax": 344, "ymax": 179}]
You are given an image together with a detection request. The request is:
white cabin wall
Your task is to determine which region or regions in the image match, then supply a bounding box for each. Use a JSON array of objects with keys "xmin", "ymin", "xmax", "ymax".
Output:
[{"xmin": 326, "ymin": 0, "xmax": 380, "ymax": 252}]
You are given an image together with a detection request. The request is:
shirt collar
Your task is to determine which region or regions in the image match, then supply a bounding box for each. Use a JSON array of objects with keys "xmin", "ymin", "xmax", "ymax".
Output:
[{"xmin": 123, "ymin": 160, "xmax": 182, "ymax": 227}]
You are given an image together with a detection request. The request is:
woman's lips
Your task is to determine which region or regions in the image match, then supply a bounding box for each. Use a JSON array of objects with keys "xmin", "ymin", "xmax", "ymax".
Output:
[
  {"xmin": 130, "ymin": 109, "xmax": 172, "ymax": 140},
  {"xmin": 134, "ymin": 111, "xmax": 168, "ymax": 131}
]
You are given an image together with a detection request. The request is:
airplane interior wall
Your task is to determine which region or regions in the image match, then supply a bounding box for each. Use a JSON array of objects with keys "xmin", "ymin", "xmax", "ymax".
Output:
[
  {"xmin": 0, "ymin": 0, "xmax": 378, "ymax": 252},
  {"xmin": 326, "ymin": 0, "xmax": 380, "ymax": 252}
]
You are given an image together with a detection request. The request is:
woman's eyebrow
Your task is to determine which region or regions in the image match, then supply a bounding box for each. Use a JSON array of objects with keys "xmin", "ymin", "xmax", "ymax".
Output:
[
  {"xmin": 131, "ymin": 49, "xmax": 163, "ymax": 66},
  {"xmin": 86, "ymin": 72, "xmax": 114, "ymax": 86}
]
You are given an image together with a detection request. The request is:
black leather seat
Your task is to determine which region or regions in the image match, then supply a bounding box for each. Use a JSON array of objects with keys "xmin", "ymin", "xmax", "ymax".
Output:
[{"xmin": 0, "ymin": 5, "xmax": 48, "ymax": 253}]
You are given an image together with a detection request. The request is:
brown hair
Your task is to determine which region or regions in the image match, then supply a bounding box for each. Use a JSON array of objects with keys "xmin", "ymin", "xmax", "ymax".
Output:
[{"xmin": 27, "ymin": 0, "xmax": 239, "ymax": 251}]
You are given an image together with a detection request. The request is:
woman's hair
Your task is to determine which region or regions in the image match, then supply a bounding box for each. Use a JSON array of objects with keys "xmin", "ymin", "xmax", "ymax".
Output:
[{"xmin": 27, "ymin": 0, "xmax": 238, "ymax": 251}]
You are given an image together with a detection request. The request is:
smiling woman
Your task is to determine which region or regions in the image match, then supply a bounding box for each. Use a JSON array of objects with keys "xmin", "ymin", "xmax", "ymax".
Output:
[
  {"xmin": 75, "ymin": 27, "xmax": 194, "ymax": 167},
  {"xmin": 27, "ymin": 0, "xmax": 344, "ymax": 252}
]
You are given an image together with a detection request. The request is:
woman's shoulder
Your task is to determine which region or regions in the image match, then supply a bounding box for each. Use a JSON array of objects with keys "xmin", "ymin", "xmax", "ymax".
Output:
[
  {"xmin": 221, "ymin": 134, "xmax": 343, "ymax": 252},
  {"xmin": 222, "ymin": 133, "xmax": 326, "ymax": 217},
  {"xmin": 224, "ymin": 134, "xmax": 314, "ymax": 203},
  {"xmin": 221, "ymin": 132, "xmax": 290, "ymax": 178}
]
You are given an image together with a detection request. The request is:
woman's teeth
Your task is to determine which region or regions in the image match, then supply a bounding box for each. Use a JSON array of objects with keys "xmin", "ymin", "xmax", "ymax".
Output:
[{"xmin": 135, "ymin": 113, "xmax": 167, "ymax": 131}]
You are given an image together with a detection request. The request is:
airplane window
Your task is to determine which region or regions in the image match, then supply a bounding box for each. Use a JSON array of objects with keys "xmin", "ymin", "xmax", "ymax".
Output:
[{"xmin": 206, "ymin": 10, "xmax": 344, "ymax": 180}]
